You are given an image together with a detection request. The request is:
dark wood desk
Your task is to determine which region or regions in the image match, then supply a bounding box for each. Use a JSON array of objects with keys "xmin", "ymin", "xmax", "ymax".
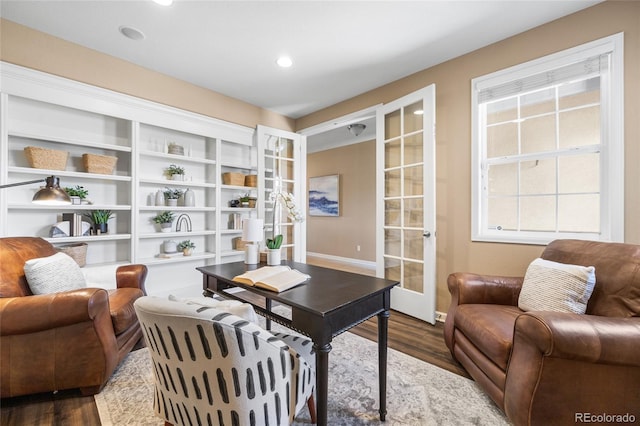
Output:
[{"xmin": 197, "ymin": 261, "xmax": 399, "ymax": 426}]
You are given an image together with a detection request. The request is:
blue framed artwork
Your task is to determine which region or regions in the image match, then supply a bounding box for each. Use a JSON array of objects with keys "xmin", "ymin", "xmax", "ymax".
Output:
[{"xmin": 309, "ymin": 174, "xmax": 339, "ymax": 216}]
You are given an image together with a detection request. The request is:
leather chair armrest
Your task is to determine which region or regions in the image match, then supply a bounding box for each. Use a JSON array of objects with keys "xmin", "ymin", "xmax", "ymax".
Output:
[
  {"xmin": 116, "ymin": 264, "xmax": 148, "ymax": 295},
  {"xmin": 515, "ymin": 312, "xmax": 640, "ymax": 366},
  {"xmin": 444, "ymin": 273, "xmax": 523, "ymax": 351},
  {"xmin": 0, "ymin": 288, "xmax": 111, "ymax": 335},
  {"xmin": 447, "ymin": 272, "xmax": 523, "ymax": 306}
]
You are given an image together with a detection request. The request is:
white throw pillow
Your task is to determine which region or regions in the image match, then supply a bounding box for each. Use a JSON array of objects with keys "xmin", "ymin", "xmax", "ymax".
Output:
[
  {"xmin": 518, "ymin": 257, "xmax": 596, "ymax": 314},
  {"xmin": 168, "ymin": 294, "xmax": 259, "ymax": 324},
  {"xmin": 24, "ymin": 252, "xmax": 87, "ymax": 295}
]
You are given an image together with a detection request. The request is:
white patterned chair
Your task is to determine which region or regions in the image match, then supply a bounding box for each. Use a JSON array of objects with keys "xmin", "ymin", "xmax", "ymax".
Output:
[{"xmin": 134, "ymin": 296, "xmax": 316, "ymax": 426}]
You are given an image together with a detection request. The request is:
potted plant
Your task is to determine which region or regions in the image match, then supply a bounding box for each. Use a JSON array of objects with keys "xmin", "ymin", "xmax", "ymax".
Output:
[
  {"xmin": 152, "ymin": 211, "xmax": 175, "ymax": 232},
  {"xmin": 64, "ymin": 185, "xmax": 89, "ymax": 205},
  {"xmin": 165, "ymin": 164, "xmax": 185, "ymax": 181},
  {"xmin": 239, "ymin": 193, "xmax": 251, "ymax": 207},
  {"xmin": 177, "ymin": 240, "xmax": 196, "ymax": 256},
  {"xmin": 265, "ymin": 234, "xmax": 283, "ymax": 265},
  {"xmin": 84, "ymin": 209, "xmax": 114, "ymax": 234},
  {"xmin": 164, "ymin": 187, "xmax": 184, "ymax": 206},
  {"xmin": 240, "ymin": 191, "xmax": 257, "ymax": 208}
]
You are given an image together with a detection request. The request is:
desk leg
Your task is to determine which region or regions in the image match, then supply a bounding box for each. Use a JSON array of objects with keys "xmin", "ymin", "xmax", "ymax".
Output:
[
  {"xmin": 265, "ymin": 298, "xmax": 272, "ymax": 330},
  {"xmin": 378, "ymin": 309, "xmax": 390, "ymax": 421},
  {"xmin": 314, "ymin": 342, "xmax": 331, "ymax": 426}
]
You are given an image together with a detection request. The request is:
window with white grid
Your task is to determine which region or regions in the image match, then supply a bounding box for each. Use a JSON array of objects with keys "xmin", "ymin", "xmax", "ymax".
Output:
[{"xmin": 471, "ymin": 34, "xmax": 624, "ymax": 245}]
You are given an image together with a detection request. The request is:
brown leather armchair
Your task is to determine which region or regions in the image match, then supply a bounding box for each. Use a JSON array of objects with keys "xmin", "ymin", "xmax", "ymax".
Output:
[
  {"xmin": 0, "ymin": 237, "xmax": 148, "ymax": 398},
  {"xmin": 444, "ymin": 239, "xmax": 640, "ymax": 425}
]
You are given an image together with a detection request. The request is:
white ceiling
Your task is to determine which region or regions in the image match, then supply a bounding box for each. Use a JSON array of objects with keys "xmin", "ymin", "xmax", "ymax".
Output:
[{"xmin": 1, "ymin": 0, "xmax": 602, "ymax": 121}]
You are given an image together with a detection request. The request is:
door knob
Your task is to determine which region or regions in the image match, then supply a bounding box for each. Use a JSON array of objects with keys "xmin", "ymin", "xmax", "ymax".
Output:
[{"xmin": 423, "ymin": 231, "xmax": 431, "ymax": 238}]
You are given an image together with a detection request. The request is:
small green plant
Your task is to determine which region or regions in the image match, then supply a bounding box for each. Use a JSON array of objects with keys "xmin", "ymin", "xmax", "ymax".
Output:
[
  {"xmin": 177, "ymin": 240, "xmax": 196, "ymax": 250},
  {"xmin": 165, "ymin": 164, "xmax": 185, "ymax": 176},
  {"xmin": 85, "ymin": 209, "xmax": 113, "ymax": 224},
  {"xmin": 164, "ymin": 187, "xmax": 184, "ymax": 199},
  {"xmin": 152, "ymin": 211, "xmax": 175, "ymax": 224},
  {"xmin": 266, "ymin": 234, "xmax": 283, "ymax": 249},
  {"xmin": 64, "ymin": 185, "xmax": 89, "ymax": 199}
]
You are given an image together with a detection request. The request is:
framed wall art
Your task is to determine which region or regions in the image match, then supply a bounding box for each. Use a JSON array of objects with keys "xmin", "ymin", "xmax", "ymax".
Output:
[{"xmin": 309, "ymin": 174, "xmax": 340, "ymax": 217}]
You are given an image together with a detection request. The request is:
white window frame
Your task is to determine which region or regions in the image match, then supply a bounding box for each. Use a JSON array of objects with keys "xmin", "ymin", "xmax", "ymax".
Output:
[{"xmin": 471, "ymin": 33, "xmax": 624, "ymax": 245}]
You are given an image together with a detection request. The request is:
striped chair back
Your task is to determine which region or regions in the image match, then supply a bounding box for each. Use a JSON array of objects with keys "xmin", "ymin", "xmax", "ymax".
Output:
[{"xmin": 134, "ymin": 296, "xmax": 315, "ymax": 426}]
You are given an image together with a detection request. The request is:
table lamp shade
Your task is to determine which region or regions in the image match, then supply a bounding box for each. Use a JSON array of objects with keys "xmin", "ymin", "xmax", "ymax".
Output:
[{"xmin": 242, "ymin": 218, "xmax": 263, "ymax": 243}]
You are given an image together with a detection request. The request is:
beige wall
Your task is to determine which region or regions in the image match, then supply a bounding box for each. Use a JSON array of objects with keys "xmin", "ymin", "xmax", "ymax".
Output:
[
  {"xmin": 307, "ymin": 141, "xmax": 376, "ymax": 261},
  {"xmin": 0, "ymin": 19, "xmax": 295, "ymax": 131},
  {"xmin": 296, "ymin": 1, "xmax": 640, "ymax": 312}
]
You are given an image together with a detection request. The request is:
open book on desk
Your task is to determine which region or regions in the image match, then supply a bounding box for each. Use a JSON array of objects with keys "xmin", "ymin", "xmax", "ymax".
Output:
[{"xmin": 232, "ymin": 265, "xmax": 310, "ymax": 293}]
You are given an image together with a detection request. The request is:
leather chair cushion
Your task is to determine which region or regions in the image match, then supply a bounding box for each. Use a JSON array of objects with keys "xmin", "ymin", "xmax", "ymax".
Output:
[
  {"xmin": 455, "ymin": 304, "xmax": 522, "ymax": 371},
  {"xmin": 108, "ymin": 288, "xmax": 144, "ymax": 335}
]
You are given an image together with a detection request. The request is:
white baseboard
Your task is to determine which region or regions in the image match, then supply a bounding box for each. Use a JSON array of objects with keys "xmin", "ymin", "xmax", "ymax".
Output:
[
  {"xmin": 435, "ymin": 310, "xmax": 447, "ymax": 323},
  {"xmin": 306, "ymin": 252, "xmax": 377, "ymax": 272}
]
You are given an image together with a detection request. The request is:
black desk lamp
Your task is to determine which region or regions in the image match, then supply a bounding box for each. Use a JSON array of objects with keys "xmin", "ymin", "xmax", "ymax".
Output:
[{"xmin": 0, "ymin": 176, "xmax": 72, "ymax": 205}]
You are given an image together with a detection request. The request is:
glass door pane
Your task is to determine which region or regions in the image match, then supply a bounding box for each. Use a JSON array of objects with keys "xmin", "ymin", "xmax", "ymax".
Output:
[
  {"xmin": 257, "ymin": 126, "xmax": 304, "ymax": 262},
  {"xmin": 377, "ymin": 85, "xmax": 436, "ymax": 324},
  {"xmin": 382, "ymin": 104, "xmax": 425, "ymax": 292}
]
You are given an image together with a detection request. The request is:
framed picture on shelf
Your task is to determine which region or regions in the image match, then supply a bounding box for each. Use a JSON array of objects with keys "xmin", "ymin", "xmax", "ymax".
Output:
[{"xmin": 309, "ymin": 174, "xmax": 339, "ymax": 217}]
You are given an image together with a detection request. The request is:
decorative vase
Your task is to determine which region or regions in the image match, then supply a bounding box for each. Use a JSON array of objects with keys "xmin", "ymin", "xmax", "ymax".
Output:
[
  {"xmin": 95, "ymin": 223, "xmax": 108, "ymax": 235},
  {"xmin": 183, "ymin": 248, "xmax": 193, "ymax": 256},
  {"xmin": 160, "ymin": 223, "xmax": 172, "ymax": 233},
  {"xmin": 171, "ymin": 174, "xmax": 184, "ymax": 181},
  {"xmin": 166, "ymin": 198, "xmax": 178, "ymax": 207},
  {"xmin": 70, "ymin": 196, "xmax": 81, "ymax": 205},
  {"xmin": 155, "ymin": 190, "xmax": 165, "ymax": 206},
  {"xmin": 183, "ymin": 188, "xmax": 195, "ymax": 207},
  {"xmin": 162, "ymin": 240, "xmax": 177, "ymax": 253},
  {"xmin": 266, "ymin": 248, "xmax": 281, "ymax": 266}
]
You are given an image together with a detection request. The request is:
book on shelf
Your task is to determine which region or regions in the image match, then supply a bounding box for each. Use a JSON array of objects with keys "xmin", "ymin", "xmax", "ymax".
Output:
[
  {"xmin": 62, "ymin": 213, "xmax": 83, "ymax": 237},
  {"xmin": 232, "ymin": 265, "xmax": 310, "ymax": 293}
]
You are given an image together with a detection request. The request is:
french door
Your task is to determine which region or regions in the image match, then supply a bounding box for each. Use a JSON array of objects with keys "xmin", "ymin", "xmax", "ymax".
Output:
[
  {"xmin": 376, "ymin": 85, "xmax": 436, "ymax": 324},
  {"xmin": 256, "ymin": 125, "xmax": 306, "ymax": 262}
]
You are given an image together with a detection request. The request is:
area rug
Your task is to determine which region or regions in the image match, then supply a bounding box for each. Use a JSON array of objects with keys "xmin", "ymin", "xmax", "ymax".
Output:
[{"xmin": 95, "ymin": 311, "xmax": 510, "ymax": 425}]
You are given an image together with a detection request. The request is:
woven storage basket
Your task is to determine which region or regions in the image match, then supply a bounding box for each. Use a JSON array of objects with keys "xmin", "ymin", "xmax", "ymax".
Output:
[
  {"xmin": 56, "ymin": 243, "xmax": 88, "ymax": 267},
  {"xmin": 232, "ymin": 237, "xmax": 247, "ymax": 251},
  {"xmin": 83, "ymin": 153, "xmax": 118, "ymax": 174},
  {"xmin": 222, "ymin": 172, "xmax": 245, "ymax": 186},
  {"xmin": 24, "ymin": 146, "xmax": 68, "ymax": 170},
  {"xmin": 245, "ymin": 174, "xmax": 257, "ymax": 187}
]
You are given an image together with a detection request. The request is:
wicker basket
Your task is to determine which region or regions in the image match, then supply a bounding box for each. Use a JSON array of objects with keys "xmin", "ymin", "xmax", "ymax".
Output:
[
  {"xmin": 83, "ymin": 153, "xmax": 118, "ymax": 174},
  {"xmin": 245, "ymin": 174, "xmax": 257, "ymax": 187},
  {"xmin": 56, "ymin": 242, "xmax": 88, "ymax": 267},
  {"xmin": 232, "ymin": 237, "xmax": 247, "ymax": 251},
  {"xmin": 24, "ymin": 146, "xmax": 68, "ymax": 170},
  {"xmin": 222, "ymin": 172, "xmax": 245, "ymax": 186}
]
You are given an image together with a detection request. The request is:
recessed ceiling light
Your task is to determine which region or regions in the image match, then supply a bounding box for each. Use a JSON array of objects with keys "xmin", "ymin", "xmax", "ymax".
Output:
[
  {"xmin": 153, "ymin": 0, "xmax": 173, "ymax": 5},
  {"xmin": 276, "ymin": 56, "xmax": 293, "ymax": 68},
  {"xmin": 119, "ymin": 26, "xmax": 145, "ymax": 41}
]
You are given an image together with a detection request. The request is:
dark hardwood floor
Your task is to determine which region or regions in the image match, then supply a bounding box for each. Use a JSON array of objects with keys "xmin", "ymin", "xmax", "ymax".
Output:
[{"xmin": 1, "ymin": 260, "xmax": 467, "ymax": 425}]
